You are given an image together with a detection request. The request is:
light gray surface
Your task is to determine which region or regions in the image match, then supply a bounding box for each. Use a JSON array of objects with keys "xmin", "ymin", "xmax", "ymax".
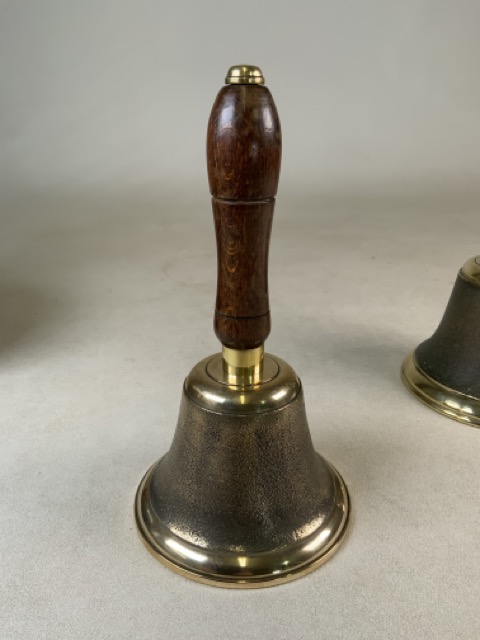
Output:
[
  {"xmin": 0, "ymin": 189, "xmax": 479, "ymax": 639},
  {"xmin": 1, "ymin": 1, "xmax": 480, "ymax": 637},
  {"xmin": 1, "ymin": 0, "xmax": 480, "ymax": 193}
]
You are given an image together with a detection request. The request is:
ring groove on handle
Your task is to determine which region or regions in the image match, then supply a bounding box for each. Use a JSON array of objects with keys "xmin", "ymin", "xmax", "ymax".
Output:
[{"xmin": 207, "ymin": 82, "xmax": 281, "ymax": 349}]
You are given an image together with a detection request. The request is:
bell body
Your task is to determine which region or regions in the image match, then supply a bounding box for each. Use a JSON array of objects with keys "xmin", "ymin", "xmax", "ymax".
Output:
[
  {"xmin": 135, "ymin": 65, "xmax": 350, "ymax": 586},
  {"xmin": 136, "ymin": 354, "xmax": 349, "ymax": 587},
  {"xmin": 402, "ymin": 256, "xmax": 480, "ymax": 426}
]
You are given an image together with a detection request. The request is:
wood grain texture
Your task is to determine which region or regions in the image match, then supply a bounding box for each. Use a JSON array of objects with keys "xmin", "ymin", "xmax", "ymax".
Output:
[
  {"xmin": 207, "ymin": 85, "xmax": 281, "ymax": 200},
  {"xmin": 213, "ymin": 199, "xmax": 273, "ymax": 349},
  {"xmin": 207, "ymin": 84, "xmax": 281, "ymax": 349}
]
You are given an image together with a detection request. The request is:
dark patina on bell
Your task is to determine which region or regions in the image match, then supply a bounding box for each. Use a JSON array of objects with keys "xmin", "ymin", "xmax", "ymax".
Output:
[{"xmin": 402, "ymin": 256, "xmax": 480, "ymax": 427}]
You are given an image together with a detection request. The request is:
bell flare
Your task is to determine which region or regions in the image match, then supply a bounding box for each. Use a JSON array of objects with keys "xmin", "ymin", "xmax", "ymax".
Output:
[{"xmin": 135, "ymin": 354, "xmax": 350, "ymax": 587}]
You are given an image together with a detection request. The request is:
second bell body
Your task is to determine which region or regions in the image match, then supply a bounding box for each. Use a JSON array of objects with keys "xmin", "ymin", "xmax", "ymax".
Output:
[{"xmin": 402, "ymin": 256, "xmax": 480, "ymax": 426}]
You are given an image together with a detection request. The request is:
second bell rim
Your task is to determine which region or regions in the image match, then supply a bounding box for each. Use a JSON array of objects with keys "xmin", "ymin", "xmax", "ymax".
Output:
[{"xmin": 401, "ymin": 352, "xmax": 480, "ymax": 427}]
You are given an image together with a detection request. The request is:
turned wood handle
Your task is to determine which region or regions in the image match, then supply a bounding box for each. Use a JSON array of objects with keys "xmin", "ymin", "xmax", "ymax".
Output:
[{"xmin": 207, "ymin": 73, "xmax": 281, "ymax": 350}]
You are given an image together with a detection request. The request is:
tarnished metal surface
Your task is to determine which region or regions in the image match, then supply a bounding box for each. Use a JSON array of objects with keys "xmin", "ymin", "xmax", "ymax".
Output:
[
  {"xmin": 402, "ymin": 255, "xmax": 480, "ymax": 426},
  {"xmin": 135, "ymin": 355, "xmax": 350, "ymax": 586},
  {"xmin": 415, "ymin": 258, "xmax": 480, "ymax": 398}
]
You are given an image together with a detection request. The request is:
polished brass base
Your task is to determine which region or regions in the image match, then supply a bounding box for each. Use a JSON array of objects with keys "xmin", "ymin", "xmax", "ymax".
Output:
[
  {"xmin": 136, "ymin": 459, "xmax": 349, "ymax": 588},
  {"xmin": 135, "ymin": 353, "xmax": 350, "ymax": 588},
  {"xmin": 401, "ymin": 352, "xmax": 480, "ymax": 427}
]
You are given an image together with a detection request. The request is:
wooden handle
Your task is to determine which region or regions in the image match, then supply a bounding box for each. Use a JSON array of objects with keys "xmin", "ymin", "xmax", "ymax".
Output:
[{"xmin": 207, "ymin": 81, "xmax": 281, "ymax": 349}]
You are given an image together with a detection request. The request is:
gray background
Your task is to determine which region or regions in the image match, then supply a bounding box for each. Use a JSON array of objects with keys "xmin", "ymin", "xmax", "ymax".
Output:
[
  {"xmin": 2, "ymin": 0, "xmax": 480, "ymax": 193},
  {"xmin": 1, "ymin": 2, "xmax": 479, "ymax": 639}
]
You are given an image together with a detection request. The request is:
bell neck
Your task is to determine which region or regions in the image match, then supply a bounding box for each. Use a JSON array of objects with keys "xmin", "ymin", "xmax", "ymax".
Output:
[{"xmin": 222, "ymin": 345, "xmax": 264, "ymax": 386}]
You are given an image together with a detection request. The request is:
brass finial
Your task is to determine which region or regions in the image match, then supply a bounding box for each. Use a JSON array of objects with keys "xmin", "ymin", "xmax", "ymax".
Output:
[
  {"xmin": 461, "ymin": 255, "xmax": 480, "ymax": 286},
  {"xmin": 225, "ymin": 64, "xmax": 264, "ymax": 85}
]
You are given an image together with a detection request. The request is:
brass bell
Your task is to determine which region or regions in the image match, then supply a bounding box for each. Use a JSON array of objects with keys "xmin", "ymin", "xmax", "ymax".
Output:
[
  {"xmin": 402, "ymin": 256, "xmax": 480, "ymax": 427},
  {"xmin": 135, "ymin": 65, "xmax": 350, "ymax": 587}
]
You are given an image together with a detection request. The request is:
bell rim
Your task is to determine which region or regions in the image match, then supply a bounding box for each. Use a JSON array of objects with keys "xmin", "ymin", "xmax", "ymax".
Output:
[
  {"xmin": 401, "ymin": 352, "xmax": 480, "ymax": 427},
  {"xmin": 135, "ymin": 458, "xmax": 350, "ymax": 588}
]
